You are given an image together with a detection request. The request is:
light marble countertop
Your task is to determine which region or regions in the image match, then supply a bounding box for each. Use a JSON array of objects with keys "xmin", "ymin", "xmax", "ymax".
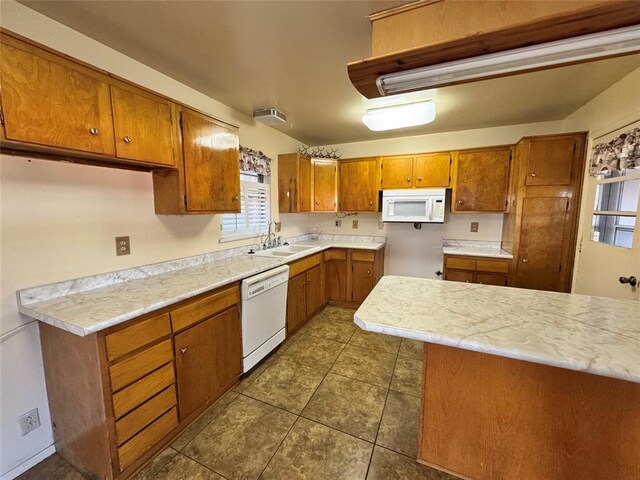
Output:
[
  {"xmin": 354, "ymin": 276, "xmax": 640, "ymax": 383},
  {"xmin": 17, "ymin": 235, "xmax": 385, "ymax": 336},
  {"xmin": 442, "ymin": 239, "xmax": 513, "ymax": 259}
]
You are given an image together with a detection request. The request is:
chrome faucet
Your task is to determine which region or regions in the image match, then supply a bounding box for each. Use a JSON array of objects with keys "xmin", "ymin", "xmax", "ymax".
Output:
[{"xmin": 262, "ymin": 221, "xmax": 277, "ymax": 249}]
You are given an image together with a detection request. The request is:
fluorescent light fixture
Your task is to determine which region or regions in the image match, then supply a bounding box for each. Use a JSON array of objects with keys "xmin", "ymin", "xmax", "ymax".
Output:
[
  {"xmin": 362, "ymin": 101, "xmax": 436, "ymax": 131},
  {"xmin": 376, "ymin": 25, "xmax": 640, "ymax": 96}
]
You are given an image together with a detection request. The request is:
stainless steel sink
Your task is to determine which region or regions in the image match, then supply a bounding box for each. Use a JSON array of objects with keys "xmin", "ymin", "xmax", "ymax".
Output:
[{"xmin": 251, "ymin": 244, "xmax": 319, "ymax": 258}]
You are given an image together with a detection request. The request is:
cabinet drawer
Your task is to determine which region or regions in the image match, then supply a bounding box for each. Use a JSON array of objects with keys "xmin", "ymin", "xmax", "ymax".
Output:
[
  {"xmin": 117, "ymin": 407, "xmax": 177, "ymax": 470},
  {"xmin": 112, "ymin": 362, "xmax": 175, "ymax": 419},
  {"xmin": 445, "ymin": 269, "xmax": 475, "ymax": 283},
  {"xmin": 324, "ymin": 249, "xmax": 347, "ymax": 261},
  {"xmin": 170, "ymin": 285, "xmax": 239, "ymax": 332},
  {"xmin": 445, "ymin": 257, "xmax": 476, "ymax": 271},
  {"xmin": 115, "ymin": 385, "xmax": 176, "ymax": 446},
  {"xmin": 476, "ymin": 273, "xmax": 508, "ymax": 286},
  {"xmin": 289, "ymin": 253, "xmax": 322, "ymax": 278},
  {"xmin": 476, "ymin": 259, "xmax": 509, "ymax": 274},
  {"xmin": 109, "ymin": 340, "xmax": 173, "ymax": 392},
  {"xmin": 352, "ymin": 250, "xmax": 375, "ymax": 262},
  {"xmin": 105, "ymin": 313, "xmax": 171, "ymax": 361}
]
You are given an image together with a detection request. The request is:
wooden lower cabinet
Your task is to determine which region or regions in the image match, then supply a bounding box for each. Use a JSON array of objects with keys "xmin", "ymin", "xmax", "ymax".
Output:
[
  {"xmin": 286, "ymin": 260, "xmax": 325, "ymax": 335},
  {"xmin": 305, "ymin": 265, "xmax": 324, "ymax": 316},
  {"xmin": 287, "ymin": 273, "xmax": 308, "ymax": 334},
  {"xmin": 38, "ymin": 283, "xmax": 242, "ymax": 480},
  {"xmin": 443, "ymin": 255, "xmax": 510, "ymax": 286},
  {"xmin": 325, "ymin": 248, "xmax": 385, "ymax": 308}
]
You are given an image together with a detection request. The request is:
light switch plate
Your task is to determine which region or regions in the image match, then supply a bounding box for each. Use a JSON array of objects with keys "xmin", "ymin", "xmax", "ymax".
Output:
[
  {"xmin": 274, "ymin": 221, "xmax": 281, "ymax": 232},
  {"xmin": 335, "ymin": 220, "xmax": 342, "ymax": 227},
  {"xmin": 116, "ymin": 236, "xmax": 130, "ymax": 256},
  {"xmin": 470, "ymin": 222, "xmax": 479, "ymax": 233},
  {"xmin": 352, "ymin": 220, "xmax": 358, "ymax": 229},
  {"xmin": 378, "ymin": 221, "xmax": 384, "ymax": 230}
]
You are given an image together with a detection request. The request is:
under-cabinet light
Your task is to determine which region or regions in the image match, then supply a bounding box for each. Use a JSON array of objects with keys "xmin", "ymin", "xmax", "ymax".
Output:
[
  {"xmin": 376, "ymin": 25, "xmax": 640, "ymax": 96},
  {"xmin": 362, "ymin": 100, "xmax": 436, "ymax": 131}
]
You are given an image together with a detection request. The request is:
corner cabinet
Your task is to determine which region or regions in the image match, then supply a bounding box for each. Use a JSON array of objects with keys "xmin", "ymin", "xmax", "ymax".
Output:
[
  {"xmin": 38, "ymin": 283, "xmax": 242, "ymax": 480},
  {"xmin": 443, "ymin": 255, "xmax": 510, "ymax": 286},
  {"xmin": 278, "ymin": 153, "xmax": 312, "ymax": 213},
  {"xmin": 325, "ymin": 248, "xmax": 385, "ymax": 308},
  {"xmin": 312, "ymin": 159, "xmax": 338, "ymax": 212},
  {"xmin": 153, "ymin": 107, "xmax": 240, "ymax": 214},
  {"xmin": 452, "ymin": 147, "xmax": 512, "ymax": 212},
  {"xmin": 339, "ymin": 157, "xmax": 380, "ymax": 212}
]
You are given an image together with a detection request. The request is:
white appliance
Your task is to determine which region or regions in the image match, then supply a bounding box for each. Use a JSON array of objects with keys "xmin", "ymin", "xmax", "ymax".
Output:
[
  {"xmin": 241, "ymin": 264, "xmax": 289, "ymax": 372},
  {"xmin": 382, "ymin": 188, "xmax": 446, "ymax": 223}
]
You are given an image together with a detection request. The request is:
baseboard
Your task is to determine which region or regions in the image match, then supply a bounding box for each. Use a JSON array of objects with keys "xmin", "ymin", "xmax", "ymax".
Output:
[{"xmin": 0, "ymin": 445, "xmax": 56, "ymax": 480}]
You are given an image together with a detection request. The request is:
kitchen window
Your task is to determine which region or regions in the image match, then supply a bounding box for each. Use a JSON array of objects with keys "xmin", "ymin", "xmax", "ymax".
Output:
[{"xmin": 220, "ymin": 173, "xmax": 270, "ymax": 241}]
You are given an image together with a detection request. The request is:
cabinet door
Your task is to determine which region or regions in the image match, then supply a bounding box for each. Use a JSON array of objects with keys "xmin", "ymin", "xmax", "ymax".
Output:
[
  {"xmin": 476, "ymin": 272, "xmax": 508, "ymax": 286},
  {"xmin": 306, "ymin": 265, "xmax": 324, "ymax": 316},
  {"xmin": 180, "ymin": 110, "xmax": 240, "ymax": 212},
  {"xmin": 286, "ymin": 273, "xmax": 307, "ymax": 335},
  {"xmin": 525, "ymin": 136, "xmax": 575, "ymax": 186},
  {"xmin": 111, "ymin": 85, "xmax": 174, "ymax": 166},
  {"xmin": 444, "ymin": 269, "xmax": 475, "ymax": 283},
  {"xmin": 515, "ymin": 196, "xmax": 570, "ymax": 292},
  {"xmin": 299, "ymin": 155, "xmax": 312, "ymax": 212},
  {"xmin": 326, "ymin": 258, "xmax": 348, "ymax": 302},
  {"xmin": 340, "ymin": 158, "xmax": 379, "ymax": 211},
  {"xmin": 381, "ymin": 156, "xmax": 414, "ymax": 189},
  {"xmin": 352, "ymin": 261, "xmax": 374, "ymax": 303},
  {"xmin": 414, "ymin": 153, "xmax": 451, "ymax": 187},
  {"xmin": 453, "ymin": 148, "xmax": 511, "ymax": 212},
  {"xmin": 312, "ymin": 159, "xmax": 338, "ymax": 212},
  {"xmin": 174, "ymin": 306, "xmax": 241, "ymax": 420},
  {"xmin": 0, "ymin": 41, "xmax": 115, "ymax": 155}
]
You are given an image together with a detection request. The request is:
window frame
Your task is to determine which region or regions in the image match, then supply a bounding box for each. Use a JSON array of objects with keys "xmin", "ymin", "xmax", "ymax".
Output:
[{"xmin": 220, "ymin": 174, "xmax": 271, "ymax": 242}]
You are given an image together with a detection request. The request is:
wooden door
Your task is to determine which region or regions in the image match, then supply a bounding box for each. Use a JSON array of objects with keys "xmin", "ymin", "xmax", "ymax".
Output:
[
  {"xmin": 352, "ymin": 261, "xmax": 374, "ymax": 303},
  {"xmin": 414, "ymin": 153, "xmax": 451, "ymax": 187},
  {"xmin": 306, "ymin": 265, "xmax": 323, "ymax": 316},
  {"xmin": 515, "ymin": 196, "xmax": 570, "ymax": 292},
  {"xmin": 0, "ymin": 40, "xmax": 115, "ymax": 155},
  {"xmin": 111, "ymin": 85, "xmax": 174, "ymax": 166},
  {"xmin": 312, "ymin": 159, "xmax": 337, "ymax": 212},
  {"xmin": 180, "ymin": 109, "xmax": 240, "ymax": 212},
  {"xmin": 174, "ymin": 306, "xmax": 241, "ymax": 420},
  {"xmin": 453, "ymin": 148, "xmax": 511, "ymax": 212},
  {"xmin": 286, "ymin": 273, "xmax": 307, "ymax": 335},
  {"xmin": 299, "ymin": 156, "xmax": 312, "ymax": 212},
  {"xmin": 525, "ymin": 136, "xmax": 575, "ymax": 186},
  {"xmin": 325, "ymin": 254, "xmax": 348, "ymax": 301},
  {"xmin": 381, "ymin": 156, "xmax": 414, "ymax": 189},
  {"xmin": 339, "ymin": 158, "xmax": 379, "ymax": 211}
]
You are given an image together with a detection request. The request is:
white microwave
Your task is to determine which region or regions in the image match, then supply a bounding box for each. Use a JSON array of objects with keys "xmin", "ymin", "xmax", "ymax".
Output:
[{"xmin": 382, "ymin": 189, "xmax": 446, "ymax": 223}]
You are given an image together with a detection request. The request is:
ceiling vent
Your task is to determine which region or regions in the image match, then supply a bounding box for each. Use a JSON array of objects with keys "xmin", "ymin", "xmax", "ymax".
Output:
[{"xmin": 253, "ymin": 108, "xmax": 287, "ymax": 125}]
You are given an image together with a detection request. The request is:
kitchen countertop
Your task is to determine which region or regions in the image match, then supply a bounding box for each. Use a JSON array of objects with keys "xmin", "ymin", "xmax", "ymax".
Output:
[
  {"xmin": 442, "ymin": 239, "xmax": 513, "ymax": 259},
  {"xmin": 17, "ymin": 236, "xmax": 385, "ymax": 336},
  {"xmin": 354, "ymin": 276, "xmax": 640, "ymax": 383}
]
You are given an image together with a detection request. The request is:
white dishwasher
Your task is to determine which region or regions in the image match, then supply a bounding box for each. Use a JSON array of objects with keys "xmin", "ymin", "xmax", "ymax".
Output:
[{"xmin": 241, "ymin": 264, "xmax": 289, "ymax": 373}]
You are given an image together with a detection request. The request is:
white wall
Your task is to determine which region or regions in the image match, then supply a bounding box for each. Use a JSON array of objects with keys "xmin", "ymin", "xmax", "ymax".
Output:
[
  {"xmin": 0, "ymin": 2, "xmax": 307, "ymax": 476},
  {"xmin": 328, "ymin": 121, "xmax": 564, "ymax": 278}
]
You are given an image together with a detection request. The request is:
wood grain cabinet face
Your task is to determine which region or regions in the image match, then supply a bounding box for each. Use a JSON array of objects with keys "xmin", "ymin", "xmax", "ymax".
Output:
[
  {"xmin": 312, "ymin": 159, "xmax": 338, "ymax": 212},
  {"xmin": 339, "ymin": 158, "xmax": 379, "ymax": 211},
  {"xmin": 414, "ymin": 153, "xmax": 451, "ymax": 187},
  {"xmin": 110, "ymin": 85, "xmax": 174, "ymax": 166},
  {"xmin": 278, "ymin": 153, "xmax": 311, "ymax": 213},
  {"xmin": 0, "ymin": 40, "xmax": 116, "ymax": 155},
  {"xmin": 452, "ymin": 148, "xmax": 511, "ymax": 212},
  {"xmin": 325, "ymin": 249, "xmax": 349, "ymax": 302},
  {"xmin": 525, "ymin": 136, "xmax": 575, "ymax": 186},
  {"xmin": 305, "ymin": 265, "xmax": 324, "ymax": 316},
  {"xmin": 444, "ymin": 255, "xmax": 510, "ymax": 286},
  {"xmin": 286, "ymin": 273, "xmax": 307, "ymax": 335},
  {"xmin": 381, "ymin": 155, "xmax": 414, "ymax": 189},
  {"xmin": 351, "ymin": 261, "xmax": 374, "ymax": 303}
]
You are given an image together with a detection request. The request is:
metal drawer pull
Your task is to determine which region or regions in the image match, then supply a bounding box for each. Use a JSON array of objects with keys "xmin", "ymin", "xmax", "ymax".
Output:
[
  {"xmin": 180, "ymin": 347, "xmax": 187, "ymax": 354},
  {"xmin": 123, "ymin": 136, "xmax": 132, "ymax": 143},
  {"xmin": 89, "ymin": 128, "xmax": 99, "ymax": 135}
]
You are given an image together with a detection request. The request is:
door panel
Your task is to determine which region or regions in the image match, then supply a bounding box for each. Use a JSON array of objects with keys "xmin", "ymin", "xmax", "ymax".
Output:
[
  {"xmin": 381, "ymin": 156, "xmax": 414, "ymax": 189},
  {"xmin": 111, "ymin": 85, "xmax": 174, "ymax": 165},
  {"xmin": 326, "ymin": 258, "xmax": 348, "ymax": 301},
  {"xmin": 515, "ymin": 197, "xmax": 569, "ymax": 292},
  {"xmin": 0, "ymin": 42, "xmax": 115, "ymax": 154},
  {"xmin": 453, "ymin": 148, "xmax": 511, "ymax": 212},
  {"xmin": 181, "ymin": 110, "xmax": 240, "ymax": 212},
  {"xmin": 299, "ymin": 156, "xmax": 312, "ymax": 212},
  {"xmin": 352, "ymin": 261, "xmax": 374, "ymax": 303},
  {"xmin": 286, "ymin": 274, "xmax": 307, "ymax": 334},
  {"xmin": 414, "ymin": 153, "xmax": 451, "ymax": 187},
  {"xmin": 306, "ymin": 266, "xmax": 323, "ymax": 316},
  {"xmin": 340, "ymin": 158, "xmax": 378, "ymax": 211},
  {"xmin": 526, "ymin": 137, "xmax": 575, "ymax": 186},
  {"xmin": 313, "ymin": 160, "xmax": 337, "ymax": 211}
]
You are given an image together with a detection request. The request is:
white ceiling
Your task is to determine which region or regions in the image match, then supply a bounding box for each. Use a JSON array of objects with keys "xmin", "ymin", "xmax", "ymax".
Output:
[{"xmin": 19, "ymin": 1, "xmax": 640, "ymax": 146}]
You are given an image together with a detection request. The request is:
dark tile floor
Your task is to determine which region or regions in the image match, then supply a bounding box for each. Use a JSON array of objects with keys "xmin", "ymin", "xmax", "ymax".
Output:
[{"xmin": 18, "ymin": 306, "xmax": 459, "ymax": 480}]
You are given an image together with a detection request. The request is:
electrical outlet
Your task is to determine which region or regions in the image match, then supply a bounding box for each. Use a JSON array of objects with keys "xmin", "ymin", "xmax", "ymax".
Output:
[
  {"xmin": 115, "ymin": 236, "xmax": 130, "ymax": 256},
  {"xmin": 18, "ymin": 408, "xmax": 40, "ymax": 436},
  {"xmin": 352, "ymin": 220, "xmax": 359, "ymax": 229},
  {"xmin": 470, "ymin": 222, "xmax": 479, "ymax": 233},
  {"xmin": 378, "ymin": 221, "xmax": 384, "ymax": 230},
  {"xmin": 274, "ymin": 221, "xmax": 281, "ymax": 233},
  {"xmin": 335, "ymin": 220, "xmax": 342, "ymax": 228}
]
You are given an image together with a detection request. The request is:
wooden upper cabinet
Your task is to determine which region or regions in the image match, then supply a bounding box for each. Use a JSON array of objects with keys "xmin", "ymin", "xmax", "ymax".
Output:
[
  {"xmin": 312, "ymin": 159, "xmax": 338, "ymax": 212},
  {"xmin": 525, "ymin": 136, "xmax": 576, "ymax": 186},
  {"xmin": 339, "ymin": 157, "xmax": 379, "ymax": 211},
  {"xmin": 452, "ymin": 147, "xmax": 511, "ymax": 212},
  {"xmin": 0, "ymin": 37, "xmax": 115, "ymax": 155},
  {"xmin": 278, "ymin": 153, "xmax": 311, "ymax": 213},
  {"xmin": 381, "ymin": 155, "xmax": 414, "ymax": 189},
  {"xmin": 181, "ymin": 109, "xmax": 240, "ymax": 213},
  {"xmin": 110, "ymin": 85, "xmax": 174, "ymax": 166},
  {"xmin": 414, "ymin": 153, "xmax": 451, "ymax": 187}
]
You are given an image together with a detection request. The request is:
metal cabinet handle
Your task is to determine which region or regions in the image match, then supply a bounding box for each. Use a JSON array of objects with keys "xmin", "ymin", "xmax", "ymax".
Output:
[
  {"xmin": 418, "ymin": 177, "xmax": 422, "ymax": 181},
  {"xmin": 89, "ymin": 128, "xmax": 99, "ymax": 135},
  {"xmin": 302, "ymin": 281, "xmax": 306, "ymax": 286},
  {"xmin": 233, "ymin": 196, "xmax": 239, "ymax": 200},
  {"xmin": 369, "ymin": 201, "xmax": 373, "ymax": 206},
  {"xmin": 406, "ymin": 178, "xmax": 411, "ymax": 182},
  {"xmin": 457, "ymin": 200, "xmax": 464, "ymax": 204},
  {"xmin": 367, "ymin": 270, "xmax": 371, "ymax": 275},
  {"xmin": 522, "ymin": 258, "xmax": 529, "ymax": 263},
  {"xmin": 123, "ymin": 136, "xmax": 132, "ymax": 143},
  {"xmin": 530, "ymin": 173, "xmax": 537, "ymax": 177},
  {"xmin": 315, "ymin": 201, "xmax": 320, "ymax": 205},
  {"xmin": 286, "ymin": 191, "xmax": 291, "ymax": 198},
  {"xmin": 180, "ymin": 347, "xmax": 187, "ymax": 354}
]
